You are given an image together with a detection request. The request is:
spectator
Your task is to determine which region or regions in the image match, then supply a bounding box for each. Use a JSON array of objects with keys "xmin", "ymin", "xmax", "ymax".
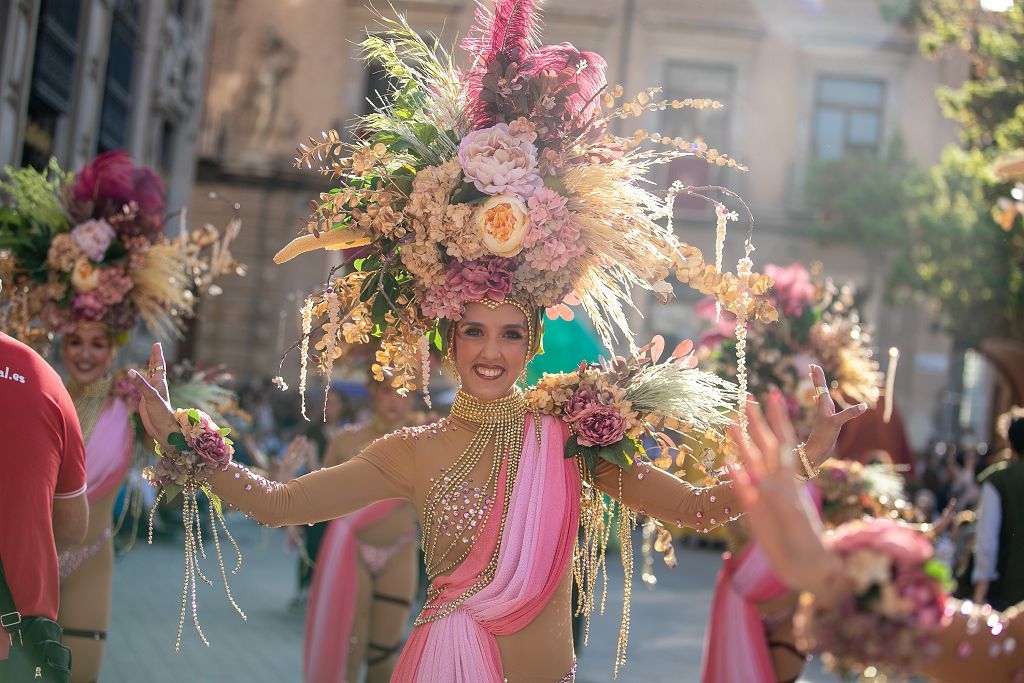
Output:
[
  {"xmin": 0, "ymin": 333, "xmax": 88, "ymax": 678},
  {"xmin": 973, "ymin": 406, "xmax": 1024, "ymax": 610}
]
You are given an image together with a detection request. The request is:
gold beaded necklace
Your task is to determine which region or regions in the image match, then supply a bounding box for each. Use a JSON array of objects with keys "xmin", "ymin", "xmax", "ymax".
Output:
[
  {"xmin": 68, "ymin": 375, "xmax": 114, "ymax": 444},
  {"xmin": 416, "ymin": 388, "xmax": 540, "ymax": 625}
]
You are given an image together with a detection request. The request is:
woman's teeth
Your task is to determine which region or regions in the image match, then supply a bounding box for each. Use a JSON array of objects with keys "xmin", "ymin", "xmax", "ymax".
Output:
[{"xmin": 474, "ymin": 366, "xmax": 503, "ymax": 379}]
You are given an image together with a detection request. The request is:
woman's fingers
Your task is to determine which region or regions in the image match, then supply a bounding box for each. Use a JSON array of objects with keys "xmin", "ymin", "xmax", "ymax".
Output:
[
  {"xmin": 832, "ymin": 402, "xmax": 868, "ymax": 426},
  {"xmin": 729, "ymin": 423, "xmax": 765, "ymax": 479},
  {"xmin": 745, "ymin": 399, "xmax": 780, "ymax": 474},
  {"xmin": 809, "ymin": 364, "xmax": 837, "ymax": 417},
  {"xmin": 765, "ymin": 390, "xmax": 798, "ymax": 453}
]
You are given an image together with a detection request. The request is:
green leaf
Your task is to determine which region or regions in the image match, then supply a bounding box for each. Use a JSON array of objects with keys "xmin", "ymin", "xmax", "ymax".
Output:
[
  {"xmin": 371, "ymin": 290, "xmax": 390, "ymax": 327},
  {"xmin": 543, "ymin": 175, "xmax": 568, "ymax": 195},
  {"xmin": 223, "ymin": 437, "xmax": 234, "ymax": 447},
  {"xmin": 597, "ymin": 439, "xmax": 638, "ymax": 470},
  {"xmin": 411, "ymin": 122, "xmax": 438, "ymax": 147},
  {"xmin": 187, "ymin": 408, "xmax": 201, "ymax": 425},
  {"xmin": 450, "ymin": 181, "xmax": 487, "ymax": 205},
  {"xmin": 205, "ymin": 488, "xmax": 224, "ymax": 518},
  {"xmin": 167, "ymin": 431, "xmax": 188, "ymax": 451},
  {"xmin": 218, "ymin": 427, "xmax": 231, "ymax": 436},
  {"xmin": 164, "ymin": 484, "xmax": 182, "ymax": 503},
  {"xmin": 359, "ymin": 271, "xmax": 380, "ymax": 303}
]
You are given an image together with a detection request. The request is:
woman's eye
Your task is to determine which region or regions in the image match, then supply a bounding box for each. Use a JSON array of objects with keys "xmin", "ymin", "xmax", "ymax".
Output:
[
  {"xmin": 461, "ymin": 327, "xmax": 482, "ymax": 337},
  {"xmin": 504, "ymin": 331, "xmax": 524, "ymax": 340}
]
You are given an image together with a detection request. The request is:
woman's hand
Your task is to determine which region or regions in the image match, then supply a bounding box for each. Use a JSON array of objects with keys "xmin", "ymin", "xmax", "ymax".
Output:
[
  {"xmin": 269, "ymin": 436, "xmax": 315, "ymax": 482},
  {"xmin": 803, "ymin": 364, "xmax": 867, "ymax": 468},
  {"xmin": 731, "ymin": 392, "xmax": 839, "ymax": 598},
  {"xmin": 127, "ymin": 343, "xmax": 178, "ymax": 453}
]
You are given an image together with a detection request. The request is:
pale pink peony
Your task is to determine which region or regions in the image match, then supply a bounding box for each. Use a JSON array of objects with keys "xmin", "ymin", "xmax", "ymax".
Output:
[
  {"xmin": 574, "ymin": 404, "xmax": 629, "ymax": 447},
  {"xmin": 828, "ymin": 518, "xmax": 934, "ymax": 568},
  {"xmin": 70, "ymin": 219, "xmax": 116, "ymax": 261},
  {"xmin": 446, "ymin": 257, "xmax": 516, "ymax": 304},
  {"xmin": 458, "ymin": 123, "xmax": 543, "ymax": 200}
]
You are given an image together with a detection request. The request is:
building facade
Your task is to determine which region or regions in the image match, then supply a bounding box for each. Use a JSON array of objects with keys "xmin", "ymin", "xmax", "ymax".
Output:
[
  {"xmin": 0, "ymin": 0, "xmax": 213, "ymax": 211},
  {"xmin": 188, "ymin": 0, "xmax": 975, "ymax": 448}
]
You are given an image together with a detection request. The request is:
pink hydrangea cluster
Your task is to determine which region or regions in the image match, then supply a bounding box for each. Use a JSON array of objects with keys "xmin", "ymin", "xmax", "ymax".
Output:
[
  {"xmin": 94, "ymin": 265, "xmax": 133, "ymax": 306},
  {"xmin": 420, "ymin": 256, "xmax": 518, "ymax": 320},
  {"xmin": 522, "ymin": 187, "xmax": 584, "ymax": 271},
  {"xmin": 764, "ymin": 262, "xmax": 816, "ymax": 318}
]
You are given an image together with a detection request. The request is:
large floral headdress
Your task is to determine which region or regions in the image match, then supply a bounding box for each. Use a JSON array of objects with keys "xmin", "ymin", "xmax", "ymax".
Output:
[
  {"xmin": 0, "ymin": 152, "xmax": 243, "ymax": 348},
  {"xmin": 275, "ymin": 1, "xmax": 778, "ymax": 402}
]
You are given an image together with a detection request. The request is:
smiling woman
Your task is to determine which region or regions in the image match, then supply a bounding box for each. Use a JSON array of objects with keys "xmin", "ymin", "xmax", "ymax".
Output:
[
  {"xmin": 125, "ymin": 1, "xmax": 868, "ymax": 681},
  {"xmin": 453, "ymin": 302, "xmax": 534, "ymax": 402}
]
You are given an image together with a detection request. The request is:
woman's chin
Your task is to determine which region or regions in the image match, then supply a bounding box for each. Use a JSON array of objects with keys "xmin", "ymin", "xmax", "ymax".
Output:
[{"xmin": 461, "ymin": 377, "xmax": 517, "ymax": 402}]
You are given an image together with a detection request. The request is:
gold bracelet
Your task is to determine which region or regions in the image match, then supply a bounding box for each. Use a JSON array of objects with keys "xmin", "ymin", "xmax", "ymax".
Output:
[{"xmin": 795, "ymin": 442, "xmax": 819, "ymax": 481}]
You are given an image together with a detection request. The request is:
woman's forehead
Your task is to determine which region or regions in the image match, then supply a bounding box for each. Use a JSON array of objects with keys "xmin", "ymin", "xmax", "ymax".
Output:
[{"xmin": 461, "ymin": 302, "xmax": 528, "ymax": 327}]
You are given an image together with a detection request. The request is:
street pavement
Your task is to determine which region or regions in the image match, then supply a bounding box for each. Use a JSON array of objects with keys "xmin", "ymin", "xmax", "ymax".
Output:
[{"xmin": 102, "ymin": 517, "xmax": 838, "ymax": 682}]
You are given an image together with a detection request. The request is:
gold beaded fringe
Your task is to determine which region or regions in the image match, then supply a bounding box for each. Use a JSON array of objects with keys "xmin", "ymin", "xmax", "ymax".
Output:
[
  {"xmin": 147, "ymin": 479, "xmax": 246, "ymax": 651},
  {"xmin": 574, "ymin": 463, "xmax": 637, "ymax": 678}
]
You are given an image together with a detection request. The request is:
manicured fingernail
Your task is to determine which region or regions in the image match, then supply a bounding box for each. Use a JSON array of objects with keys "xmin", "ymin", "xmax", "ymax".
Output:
[
  {"xmin": 129, "ymin": 369, "xmax": 139, "ymax": 378},
  {"xmin": 857, "ymin": 404, "xmax": 867, "ymax": 412}
]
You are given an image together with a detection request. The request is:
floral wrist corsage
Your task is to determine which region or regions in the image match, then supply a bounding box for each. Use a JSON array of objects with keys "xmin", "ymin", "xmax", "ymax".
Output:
[
  {"xmin": 143, "ymin": 408, "xmax": 246, "ymax": 651},
  {"xmin": 795, "ymin": 518, "xmax": 952, "ymax": 677}
]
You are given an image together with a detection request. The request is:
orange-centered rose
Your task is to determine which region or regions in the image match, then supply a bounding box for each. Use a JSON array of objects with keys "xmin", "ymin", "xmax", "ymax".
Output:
[
  {"xmin": 70, "ymin": 258, "xmax": 101, "ymax": 292},
  {"xmin": 478, "ymin": 195, "xmax": 529, "ymax": 256}
]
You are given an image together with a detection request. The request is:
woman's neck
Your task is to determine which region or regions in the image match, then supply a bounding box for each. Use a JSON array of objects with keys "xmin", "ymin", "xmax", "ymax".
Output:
[{"xmin": 449, "ymin": 387, "xmax": 525, "ymax": 425}]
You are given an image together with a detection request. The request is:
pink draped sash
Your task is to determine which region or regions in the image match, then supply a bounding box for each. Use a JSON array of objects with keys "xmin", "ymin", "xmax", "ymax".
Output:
[
  {"xmin": 303, "ymin": 499, "xmax": 403, "ymax": 683},
  {"xmin": 701, "ymin": 543, "xmax": 789, "ymax": 683},
  {"xmin": 702, "ymin": 485, "xmax": 824, "ymax": 683},
  {"xmin": 85, "ymin": 397, "xmax": 133, "ymax": 503},
  {"xmin": 391, "ymin": 414, "xmax": 580, "ymax": 682}
]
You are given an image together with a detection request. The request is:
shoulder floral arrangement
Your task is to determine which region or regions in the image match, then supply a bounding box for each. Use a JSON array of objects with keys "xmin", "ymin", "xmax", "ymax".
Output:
[
  {"xmin": 525, "ymin": 335, "xmax": 734, "ymax": 477},
  {"xmin": 270, "ymin": 0, "xmax": 777, "ymax": 414}
]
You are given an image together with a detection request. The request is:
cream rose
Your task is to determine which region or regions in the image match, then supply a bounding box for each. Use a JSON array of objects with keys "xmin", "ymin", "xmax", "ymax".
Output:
[
  {"xmin": 70, "ymin": 258, "xmax": 101, "ymax": 292},
  {"xmin": 478, "ymin": 195, "xmax": 530, "ymax": 257}
]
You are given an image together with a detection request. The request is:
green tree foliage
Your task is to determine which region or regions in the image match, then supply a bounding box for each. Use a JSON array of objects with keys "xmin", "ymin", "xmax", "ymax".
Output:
[{"xmin": 814, "ymin": 1, "xmax": 1024, "ymax": 340}]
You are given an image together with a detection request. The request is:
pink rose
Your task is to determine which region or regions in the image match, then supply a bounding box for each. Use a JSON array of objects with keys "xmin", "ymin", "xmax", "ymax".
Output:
[
  {"xmin": 829, "ymin": 518, "xmax": 934, "ymax": 568},
  {"xmin": 563, "ymin": 389, "xmax": 599, "ymax": 422},
  {"xmin": 70, "ymin": 219, "xmax": 116, "ymax": 261},
  {"xmin": 71, "ymin": 292, "xmax": 107, "ymax": 322},
  {"xmin": 457, "ymin": 123, "xmax": 543, "ymax": 200},
  {"xmin": 574, "ymin": 404, "xmax": 628, "ymax": 447},
  {"xmin": 446, "ymin": 257, "xmax": 516, "ymax": 304},
  {"xmin": 192, "ymin": 429, "xmax": 232, "ymax": 468}
]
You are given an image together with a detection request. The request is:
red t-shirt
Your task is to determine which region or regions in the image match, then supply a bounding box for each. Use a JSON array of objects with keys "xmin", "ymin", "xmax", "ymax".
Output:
[{"xmin": 0, "ymin": 334, "xmax": 86, "ymax": 651}]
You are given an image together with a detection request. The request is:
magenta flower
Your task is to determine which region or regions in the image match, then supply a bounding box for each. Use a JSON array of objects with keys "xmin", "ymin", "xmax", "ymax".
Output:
[
  {"xmin": 71, "ymin": 292, "xmax": 107, "ymax": 322},
  {"xmin": 446, "ymin": 256, "xmax": 516, "ymax": 304},
  {"xmin": 71, "ymin": 151, "xmax": 135, "ymax": 213},
  {"xmin": 574, "ymin": 404, "xmax": 629, "ymax": 447}
]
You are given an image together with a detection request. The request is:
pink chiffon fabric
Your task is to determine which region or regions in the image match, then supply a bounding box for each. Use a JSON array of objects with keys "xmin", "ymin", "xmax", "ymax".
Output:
[
  {"xmin": 701, "ymin": 485, "xmax": 825, "ymax": 683},
  {"xmin": 391, "ymin": 413, "xmax": 580, "ymax": 682},
  {"xmin": 84, "ymin": 397, "xmax": 133, "ymax": 503},
  {"xmin": 303, "ymin": 499, "xmax": 403, "ymax": 683}
]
